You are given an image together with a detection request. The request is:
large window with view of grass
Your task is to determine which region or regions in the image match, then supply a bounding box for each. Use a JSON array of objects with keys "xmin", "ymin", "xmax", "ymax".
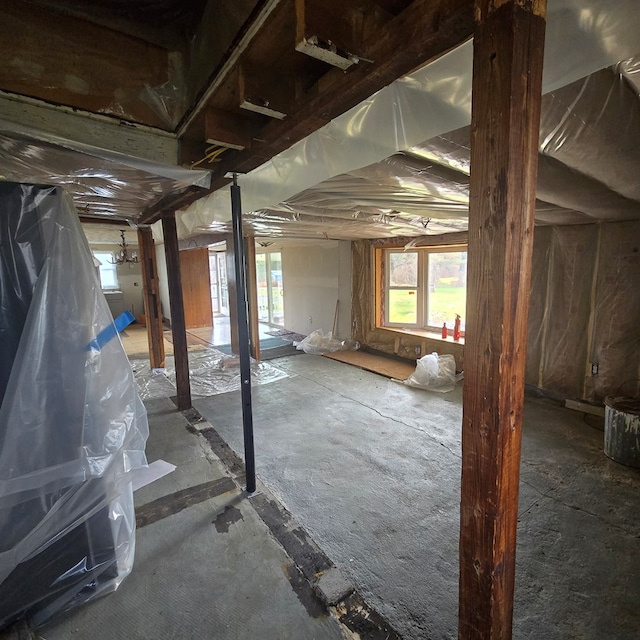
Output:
[{"xmin": 383, "ymin": 247, "xmax": 467, "ymax": 334}]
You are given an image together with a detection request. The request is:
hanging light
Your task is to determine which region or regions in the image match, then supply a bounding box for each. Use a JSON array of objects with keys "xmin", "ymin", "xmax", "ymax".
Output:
[{"xmin": 110, "ymin": 230, "xmax": 139, "ymax": 265}]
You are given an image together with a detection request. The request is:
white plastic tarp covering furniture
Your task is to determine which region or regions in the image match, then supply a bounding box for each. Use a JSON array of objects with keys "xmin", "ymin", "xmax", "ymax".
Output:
[{"xmin": 0, "ymin": 183, "xmax": 148, "ymax": 629}]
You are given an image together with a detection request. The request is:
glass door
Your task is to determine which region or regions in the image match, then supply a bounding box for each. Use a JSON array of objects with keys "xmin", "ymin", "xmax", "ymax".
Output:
[
  {"xmin": 256, "ymin": 251, "xmax": 284, "ymax": 326},
  {"xmin": 209, "ymin": 251, "xmax": 230, "ymax": 316}
]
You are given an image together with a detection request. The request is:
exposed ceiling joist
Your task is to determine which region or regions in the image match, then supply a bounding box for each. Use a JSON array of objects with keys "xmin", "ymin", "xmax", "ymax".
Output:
[{"xmin": 181, "ymin": 0, "xmax": 475, "ymax": 200}]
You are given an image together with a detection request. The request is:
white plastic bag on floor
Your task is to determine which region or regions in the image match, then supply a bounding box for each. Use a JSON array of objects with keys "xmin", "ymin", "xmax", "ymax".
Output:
[
  {"xmin": 404, "ymin": 352, "xmax": 457, "ymax": 393},
  {"xmin": 294, "ymin": 329, "xmax": 359, "ymax": 355}
]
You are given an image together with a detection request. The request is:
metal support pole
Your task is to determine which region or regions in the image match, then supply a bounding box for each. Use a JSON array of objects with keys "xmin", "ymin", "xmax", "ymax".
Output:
[{"xmin": 230, "ymin": 174, "xmax": 256, "ymax": 493}]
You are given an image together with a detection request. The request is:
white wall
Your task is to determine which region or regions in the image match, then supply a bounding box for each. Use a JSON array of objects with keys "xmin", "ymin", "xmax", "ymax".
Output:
[
  {"xmin": 155, "ymin": 241, "xmax": 171, "ymax": 323},
  {"xmin": 279, "ymin": 240, "xmax": 352, "ymax": 338},
  {"xmin": 92, "ymin": 243, "xmax": 145, "ymax": 318}
]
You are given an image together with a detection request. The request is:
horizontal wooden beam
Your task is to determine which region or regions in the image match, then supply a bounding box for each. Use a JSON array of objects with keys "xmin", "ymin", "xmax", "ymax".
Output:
[
  {"xmin": 78, "ymin": 215, "xmax": 132, "ymax": 227},
  {"xmin": 138, "ymin": 185, "xmax": 213, "ymax": 226},
  {"xmin": 0, "ymin": 92, "xmax": 178, "ymax": 165}
]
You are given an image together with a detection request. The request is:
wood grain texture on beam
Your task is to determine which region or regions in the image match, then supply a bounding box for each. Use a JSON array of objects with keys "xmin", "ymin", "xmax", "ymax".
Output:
[
  {"xmin": 137, "ymin": 226, "xmax": 165, "ymax": 369},
  {"xmin": 139, "ymin": 185, "xmax": 211, "ymax": 226},
  {"xmin": 162, "ymin": 212, "xmax": 192, "ymax": 410},
  {"xmin": 458, "ymin": 1, "xmax": 546, "ymax": 639}
]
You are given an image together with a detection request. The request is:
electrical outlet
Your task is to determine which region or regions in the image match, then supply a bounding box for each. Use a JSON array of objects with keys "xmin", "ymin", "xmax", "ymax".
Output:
[
  {"xmin": 308, "ymin": 315, "xmax": 313, "ymax": 325},
  {"xmin": 591, "ymin": 363, "xmax": 599, "ymax": 376},
  {"xmin": 415, "ymin": 346, "xmax": 421, "ymax": 355}
]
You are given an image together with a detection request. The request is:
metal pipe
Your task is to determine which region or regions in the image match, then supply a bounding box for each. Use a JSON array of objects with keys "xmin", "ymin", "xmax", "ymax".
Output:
[{"xmin": 230, "ymin": 173, "xmax": 256, "ymax": 493}]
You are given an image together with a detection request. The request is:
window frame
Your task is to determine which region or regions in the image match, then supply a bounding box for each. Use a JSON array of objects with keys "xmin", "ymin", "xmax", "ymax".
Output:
[
  {"xmin": 379, "ymin": 244, "xmax": 467, "ymax": 335},
  {"xmin": 93, "ymin": 251, "xmax": 120, "ymax": 291}
]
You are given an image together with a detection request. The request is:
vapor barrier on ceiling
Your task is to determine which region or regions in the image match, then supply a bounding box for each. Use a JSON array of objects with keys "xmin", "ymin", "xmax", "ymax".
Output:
[
  {"xmin": 177, "ymin": 0, "xmax": 640, "ymax": 240},
  {"xmin": 0, "ymin": 121, "xmax": 210, "ymax": 220}
]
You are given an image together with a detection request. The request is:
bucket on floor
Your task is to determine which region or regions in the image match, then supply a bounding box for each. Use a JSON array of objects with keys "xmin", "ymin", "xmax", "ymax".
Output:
[{"xmin": 604, "ymin": 396, "xmax": 640, "ymax": 468}]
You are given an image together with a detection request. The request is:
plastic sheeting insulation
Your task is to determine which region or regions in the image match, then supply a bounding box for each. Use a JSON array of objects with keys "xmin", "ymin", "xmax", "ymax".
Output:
[
  {"xmin": 177, "ymin": 0, "xmax": 640, "ymax": 239},
  {"xmin": 133, "ymin": 350, "xmax": 289, "ymax": 400},
  {"xmin": 0, "ymin": 123, "xmax": 210, "ymax": 221},
  {"xmin": 0, "ymin": 183, "xmax": 148, "ymax": 628}
]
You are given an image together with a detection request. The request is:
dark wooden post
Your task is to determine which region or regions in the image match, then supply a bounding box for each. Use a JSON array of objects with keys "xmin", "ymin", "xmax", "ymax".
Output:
[
  {"xmin": 225, "ymin": 234, "xmax": 240, "ymax": 355},
  {"xmin": 244, "ymin": 236, "xmax": 261, "ymax": 361},
  {"xmin": 459, "ymin": 1, "xmax": 546, "ymax": 638},
  {"xmin": 137, "ymin": 226, "xmax": 165, "ymax": 369},
  {"xmin": 161, "ymin": 212, "xmax": 192, "ymax": 410}
]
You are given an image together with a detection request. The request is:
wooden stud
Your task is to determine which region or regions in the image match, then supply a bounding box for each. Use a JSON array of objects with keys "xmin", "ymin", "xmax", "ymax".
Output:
[
  {"xmin": 244, "ymin": 237, "xmax": 261, "ymax": 362},
  {"xmin": 161, "ymin": 212, "xmax": 192, "ymax": 411},
  {"xmin": 374, "ymin": 247, "xmax": 384, "ymax": 328},
  {"xmin": 459, "ymin": 1, "xmax": 547, "ymax": 639},
  {"xmin": 137, "ymin": 226, "xmax": 165, "ymax": 369}
]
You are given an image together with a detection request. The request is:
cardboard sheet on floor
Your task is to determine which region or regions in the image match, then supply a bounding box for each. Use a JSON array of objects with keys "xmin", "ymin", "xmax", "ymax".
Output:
[{"xmin": 323, "ymin": 350, "xmax": 415, "ymax": 381}]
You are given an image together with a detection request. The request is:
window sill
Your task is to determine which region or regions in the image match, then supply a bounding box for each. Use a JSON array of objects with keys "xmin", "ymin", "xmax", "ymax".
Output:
[{"xmin": 376, "ymin": 325, "xmax": 465, "ymax": 346}]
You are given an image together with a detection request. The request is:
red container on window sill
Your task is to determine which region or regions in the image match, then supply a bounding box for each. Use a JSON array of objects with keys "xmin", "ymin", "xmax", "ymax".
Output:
[{"xmin": 453, "ymin": 314, "xmax": 461, "ymax": 341}]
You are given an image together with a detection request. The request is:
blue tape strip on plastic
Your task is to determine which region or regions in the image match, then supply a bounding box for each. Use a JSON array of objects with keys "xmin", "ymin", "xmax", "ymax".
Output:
[{"xmin": 87, "ymin": 310, "xmax": 135, "ymax": 351}]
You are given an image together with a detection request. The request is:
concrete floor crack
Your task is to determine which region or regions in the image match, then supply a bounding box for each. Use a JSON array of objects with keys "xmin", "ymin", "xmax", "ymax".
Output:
[
  {"xmin": 285, "ymin": 364, "xmax": 461, "ymax": 460},
  {"xmin": 518, "ymin": 478, "xmax": 638, "ymax": 538}
]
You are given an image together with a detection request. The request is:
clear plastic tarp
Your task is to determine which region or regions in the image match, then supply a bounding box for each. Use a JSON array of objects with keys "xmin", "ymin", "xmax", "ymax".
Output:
[
  {"xmin": 0, "ymin": 122, "xmax": 210, "ymax": 221},
  {"xmin": 177, "ymin": 0, "xmax": 640, "ymax": 238},
  {"xmin": 293, "ymin": 329, "xmax": 360, "ymax": 355},
  {"xmin": 133, "ymin": 349, "xmax": 289, "ymax": 400},
  {"xmin": 0, "ymin": 183, "xmax": 148, "ymax": 629}
]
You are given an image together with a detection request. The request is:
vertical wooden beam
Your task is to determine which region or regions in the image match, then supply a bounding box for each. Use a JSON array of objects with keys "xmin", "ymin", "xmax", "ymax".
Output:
[
  {"xmin": 137, "ymin": 226, "xmax": 165, "ymax": 369},
  {"xmin": 459, "ymin": 1, "xmax": 546, "ymax": 639},
  {"xmin": 245, "ymin": 237, "xmax": 261, "ymax": 361},
  {"xmin": 225, "ymin": 234, "xmax": 240, "ymax": 355},
  {"xmin": 161, "ymin": 212, "xmax": 191, "ymax": 410}
]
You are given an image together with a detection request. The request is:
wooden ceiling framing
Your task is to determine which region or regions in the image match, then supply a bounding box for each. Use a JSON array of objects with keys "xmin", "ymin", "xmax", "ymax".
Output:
[{"xmin": 0, "ymin": 0, "xmax": 474, "ymax": 223}]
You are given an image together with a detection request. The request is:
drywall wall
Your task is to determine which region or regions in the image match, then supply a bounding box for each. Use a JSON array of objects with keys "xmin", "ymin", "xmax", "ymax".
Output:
[
  {"xmin": 278, "ymin": 240, "xmax": 352, "ymax": 339},
  {"xmin": 91, "ymin": 243, "xmax": 144, "ymax": 318},
  {"xmin": 156, "ymin": 241, "xmax": 171, "ymax": 323}
]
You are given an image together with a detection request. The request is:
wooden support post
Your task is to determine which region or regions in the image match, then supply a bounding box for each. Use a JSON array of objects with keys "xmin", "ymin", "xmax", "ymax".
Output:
[
  {"xmin": 459, "ymin": 1, "xmax": 546, "ymax": 639},
  {"xmin": 161, "ymin": 212, "xmax": 192, "ymax": 410},
  {"xmin": 244, "ymin": 236, "xmax": 261, "ymax": 361},
  {"xmin": 137, "ymin": 226, "xmax": 165, "ymax": 369},
  {"xmin": 225, "ymin": 235, "xmax": 240, "ymax": 355}
]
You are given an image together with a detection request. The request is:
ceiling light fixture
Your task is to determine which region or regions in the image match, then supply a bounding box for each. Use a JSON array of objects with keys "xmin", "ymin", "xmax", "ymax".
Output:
[{"xmin": 110, "ymin": 230, "xmax": 139, "ymax": 265}]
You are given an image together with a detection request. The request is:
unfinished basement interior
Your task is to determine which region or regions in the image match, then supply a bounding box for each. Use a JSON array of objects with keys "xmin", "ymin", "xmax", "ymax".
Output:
[{"xmin": 0, "ymin": 1, "xmax": 639, "ymax": 639}]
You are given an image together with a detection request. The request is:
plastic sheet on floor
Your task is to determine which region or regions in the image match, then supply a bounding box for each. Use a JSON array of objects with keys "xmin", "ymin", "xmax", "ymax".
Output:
[{"xmin": 132, "ymin": 349, "xmax": 290, "ymax": 399}]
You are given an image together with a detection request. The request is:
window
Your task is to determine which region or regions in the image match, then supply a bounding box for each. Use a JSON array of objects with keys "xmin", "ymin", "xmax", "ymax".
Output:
[
  {"xmin": 381, "ymin": 246, "xmax": 467, "ymax": 334},
  {"xmin": 93, "ymin": 251, "xmax": 119, "ymax": 290},
  {"xmin": 256, "ymin": 251, "xmax": 284, "ymax": 326}
]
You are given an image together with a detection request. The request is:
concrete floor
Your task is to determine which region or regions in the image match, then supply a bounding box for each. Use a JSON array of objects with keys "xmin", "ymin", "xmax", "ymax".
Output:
[
  {"xmin": 193, "ymin": 354, "xmax": 640, "ymax": 640},
  {"xmin": 39, "ymin": 397, "xmax": 346, "ymax": 640}
]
